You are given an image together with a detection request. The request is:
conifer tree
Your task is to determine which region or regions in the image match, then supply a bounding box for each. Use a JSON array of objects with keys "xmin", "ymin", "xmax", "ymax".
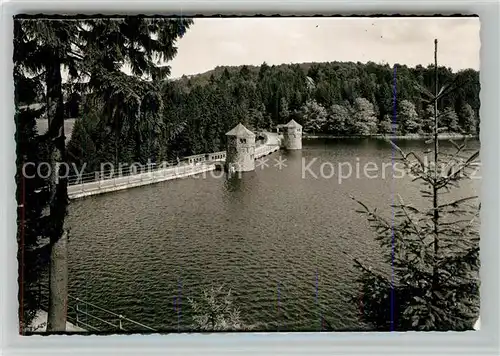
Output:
[
  {"xmin": 279, "ymin": 97, "xmax": 290, "ymax": 122},
  {"xmin": 14, "ymin": 16, "xmax": 192, "ymax": 332},
  {"xmin": 15, "ymin": 70, "xmax": 51, "ymax": 331},
  {"xmin": 350, "ymin": 39, "xmax": 480, "ymax": 331}
]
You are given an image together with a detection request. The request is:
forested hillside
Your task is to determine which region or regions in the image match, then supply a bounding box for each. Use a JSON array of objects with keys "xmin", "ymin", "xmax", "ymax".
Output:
[{"xmin": 68, "ymin": 61, "xmax": 480, "ymax": 172}]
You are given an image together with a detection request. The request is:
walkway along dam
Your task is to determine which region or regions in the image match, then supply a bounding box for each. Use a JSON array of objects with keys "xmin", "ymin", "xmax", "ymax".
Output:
[
  {"xmin": 67, "ymin": 121, "xmax": 303, "ymax": 200},
  {"xmin": 32, "ymin": 121, "xmax": 303, "ymax": 332}
]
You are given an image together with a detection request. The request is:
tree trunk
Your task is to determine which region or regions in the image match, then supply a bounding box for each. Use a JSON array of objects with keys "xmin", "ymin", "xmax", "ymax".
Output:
[
  {"xmin": 47, "ymin": 231, "xmax": 68, "ymax": 331},
  {"xmin": 432, "ymin": 39, "xmax": 440, "ymax": 289},
  {"xmin": 45, "ymin": 58, "xmax": 69, "ymax": 332}
]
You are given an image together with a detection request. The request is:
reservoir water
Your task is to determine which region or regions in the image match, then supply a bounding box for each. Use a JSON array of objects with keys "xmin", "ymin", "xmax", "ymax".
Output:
[{"xmin": 67, "ymin": 138, "xmax": 480, "ymax": 331}]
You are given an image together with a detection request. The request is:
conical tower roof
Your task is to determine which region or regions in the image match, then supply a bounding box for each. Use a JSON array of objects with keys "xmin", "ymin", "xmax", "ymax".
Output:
[
  {"xmin": 225, "ymin": 123, "xmax": 256, "ymax": 137},
  {"xmin": 285, "ymin": 119, "xmax": 302, "ymax": 128}
]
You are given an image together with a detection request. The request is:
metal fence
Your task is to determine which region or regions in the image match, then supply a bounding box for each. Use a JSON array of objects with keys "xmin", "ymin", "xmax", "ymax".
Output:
[
  {"xmin": 67, "ymin": 162, "xmax": 218, "ymax": 198},
  {"xmin": 255, "ymin": 143, "xmax": 280, "ymax": 158},
  {"xmin": 65, "ymin": 145, "xmax": 279, "ymax": 197},
  {"xmin": 67, "ymin": 152, "xmax": 227, "ymax": 186},
  {"xmin": 37, "ymin": 285, "xmax": 156, "ymax": 332},
  {"xmin": 67, "ymin": 160, "xmax": 180, "ymax": 186}
]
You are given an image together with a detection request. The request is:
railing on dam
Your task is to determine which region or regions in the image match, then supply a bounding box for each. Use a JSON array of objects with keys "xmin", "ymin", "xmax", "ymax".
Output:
[
  {"xmin": 255, "ymin": 143, "xmax": 280, "ymax": 157},
  {"xmin": 65, "ymin": 132, "xmax": 280, "ymax": 186},
  {"xmin": 67, "ymin": 162, "xmax": 215, "ymax": 198},
  {"xmin": 254, "ymin": 132, "xmax": 282, "ymax": 158},
  {"xmin": 66, "ymin": 135, "xmax": 280, "ymax": 198},
  {"xmin": 184, "ymin": 151, "xmax": 226, "ymax": 165},
  {"xmin": 68, "ymin": 152, "xmax": 227, "ymax": 187},
  {"xmin": 67, "ymin": 160, "xmax": 176, "ymax": 186},
  {"xmin": 36, "ymin": 284, "xmax": 156, "ymax": 332}
]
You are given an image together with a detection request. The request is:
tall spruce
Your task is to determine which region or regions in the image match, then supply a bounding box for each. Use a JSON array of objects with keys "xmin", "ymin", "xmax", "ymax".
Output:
[
  {"xmin": 14, "ymin": 70, "xmax": 51, "ymax": 332},
  {"xmin": 350, "ymin": 39, "xmax": 480, "ymax": 330},
  {"xmin": 14, "ymin": 18, "xmax": 80, "ymax": 332},
  {"xmin": 14, "ymin": 16, "xmax": 192, "ymax": 332}
]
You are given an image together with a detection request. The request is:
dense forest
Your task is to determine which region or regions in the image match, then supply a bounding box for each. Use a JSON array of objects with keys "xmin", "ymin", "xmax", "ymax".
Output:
[{"xmin": 67, "ymin": 61, "xmax": 480, "ymax": 173}]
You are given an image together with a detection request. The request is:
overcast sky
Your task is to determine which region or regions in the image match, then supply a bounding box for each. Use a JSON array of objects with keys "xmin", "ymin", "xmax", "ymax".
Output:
[{"xmin": 167, "ymin": 17, "xmax": 480, "ymax": 78}]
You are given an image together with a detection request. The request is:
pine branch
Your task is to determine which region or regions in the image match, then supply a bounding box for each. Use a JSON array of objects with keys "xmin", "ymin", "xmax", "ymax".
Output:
[
  {"xmin": 437, "ymin": 196, "xmax": 479, "ymax": 210},
  {"xmin": 395, "ymin": 194, "xmax": 426, "ymax": 244},
  {"xmin": 436, "ymin": 150, "xmax": 480, "ymax": 189},
  {"xmin": 353, "ymin": 258, "xmax": 392, "ymax": 287}
]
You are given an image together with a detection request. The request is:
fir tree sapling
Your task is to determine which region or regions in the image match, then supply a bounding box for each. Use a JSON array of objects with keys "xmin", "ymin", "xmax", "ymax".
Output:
[{"xmin": 350, "ymin": 39, "xmax": 480, "ymax": 331}]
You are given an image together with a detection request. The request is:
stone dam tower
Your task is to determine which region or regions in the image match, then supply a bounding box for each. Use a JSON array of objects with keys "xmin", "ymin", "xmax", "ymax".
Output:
[
  {"xmin": 283, "ymin": 119, "xmax": 302, "ymax": 150},
  {"xmin": 225, "ymin": 123, "xmax": 256, "ymax": 172}
]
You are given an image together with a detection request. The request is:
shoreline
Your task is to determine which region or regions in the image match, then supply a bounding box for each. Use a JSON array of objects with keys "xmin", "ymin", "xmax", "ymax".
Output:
[{"xmin": 303, "ymin": 134, "xmax": 478, "ymax": 140}]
